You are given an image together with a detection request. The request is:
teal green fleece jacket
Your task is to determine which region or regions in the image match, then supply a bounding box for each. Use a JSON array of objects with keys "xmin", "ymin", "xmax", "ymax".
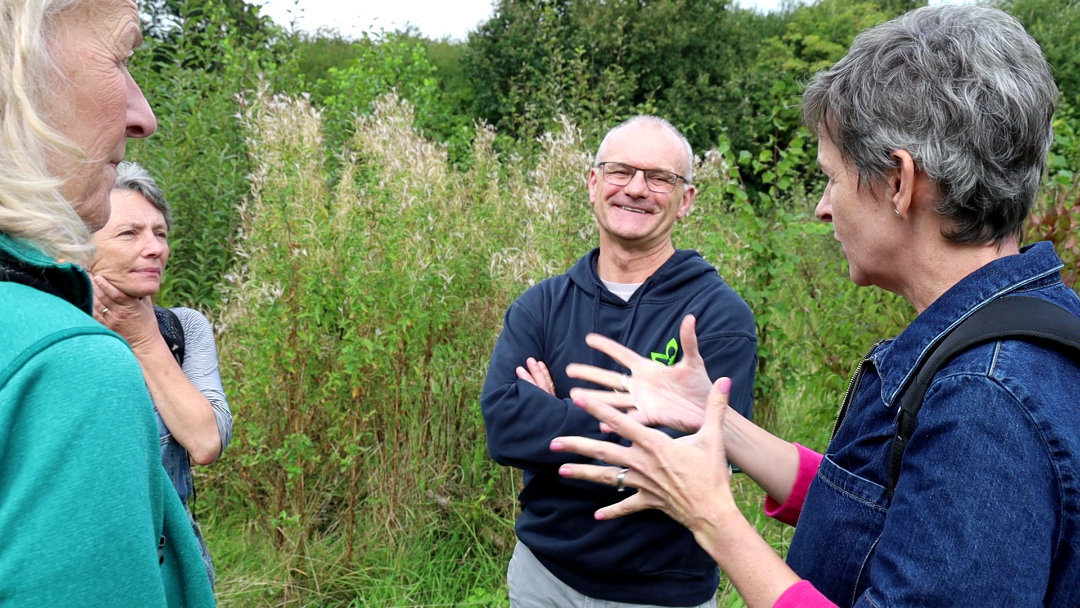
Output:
[{"xmin": 0, "ymin": 233, "xmax": 215, "ymax": 606}]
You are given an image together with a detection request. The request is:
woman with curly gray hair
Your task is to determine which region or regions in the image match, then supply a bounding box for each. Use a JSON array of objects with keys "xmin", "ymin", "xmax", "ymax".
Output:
[{"xmin": 0, "ymin": 0, "xmax": 215, "ymax": 605}]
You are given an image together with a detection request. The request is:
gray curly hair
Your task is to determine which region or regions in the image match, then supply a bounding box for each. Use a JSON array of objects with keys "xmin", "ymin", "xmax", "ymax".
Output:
[{"xmin": 803, "ymin": 5, "xmax": 1058, "ymax": 245}]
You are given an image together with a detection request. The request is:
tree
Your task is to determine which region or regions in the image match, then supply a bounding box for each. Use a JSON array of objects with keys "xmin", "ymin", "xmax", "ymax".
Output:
[
  {"xmin": 141, "ymin": 0, "xmax": 282, "ymax": 70},
  {"xmin": 995, "ymin": 0, "xmax": 1080, "ymax": 108},
  {"xmin": 463, "ymin": 0, "xmax": 767, "ymax": 151},
  {"xmin": 128, "ymin": 0, "xmax": 294, "ymax": 308}
]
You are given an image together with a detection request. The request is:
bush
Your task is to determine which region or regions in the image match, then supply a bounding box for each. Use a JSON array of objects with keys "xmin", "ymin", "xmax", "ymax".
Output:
[
  {"xmin": 129, "ymin": 0, "xmax": 294, "ymax": 310},
  {"xmin": 205, "ymin": 89, "xmax": 596, "ymax": 605}
]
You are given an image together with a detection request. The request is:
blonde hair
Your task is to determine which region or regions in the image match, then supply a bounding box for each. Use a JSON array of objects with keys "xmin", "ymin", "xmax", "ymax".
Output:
[{"xmin": 0, "ymin": 0, "xmax": 95, "ymax": 265}]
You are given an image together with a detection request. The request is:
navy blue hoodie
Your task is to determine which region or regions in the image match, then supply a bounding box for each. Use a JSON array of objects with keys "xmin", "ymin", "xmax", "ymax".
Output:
[{"xmin": 481, "ymin": 248, "xmax": 757, "ymax": 606}]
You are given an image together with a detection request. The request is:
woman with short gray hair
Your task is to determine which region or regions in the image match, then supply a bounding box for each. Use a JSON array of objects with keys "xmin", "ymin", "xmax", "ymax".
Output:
[{"xmin": 91, "ymin": 161, "xmax": 233, "ymax": 588}]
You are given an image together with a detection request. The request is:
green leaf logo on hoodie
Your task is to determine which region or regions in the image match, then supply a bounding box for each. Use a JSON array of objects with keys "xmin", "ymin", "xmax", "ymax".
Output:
[{"xmin": 650, "ymin": 338, "xmax": 679, "ymax": 366}]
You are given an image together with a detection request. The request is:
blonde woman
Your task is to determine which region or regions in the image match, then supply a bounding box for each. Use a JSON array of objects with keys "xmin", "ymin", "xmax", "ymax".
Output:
[{"xmin": 0, "ymin": 0, "xmax": 215, "ymax": 604}]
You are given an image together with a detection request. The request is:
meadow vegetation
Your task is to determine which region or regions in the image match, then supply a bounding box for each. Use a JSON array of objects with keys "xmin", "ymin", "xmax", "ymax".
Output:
[{"xmin": 125, "ymin": 0, "xmax": 1080, "ymax": 605}]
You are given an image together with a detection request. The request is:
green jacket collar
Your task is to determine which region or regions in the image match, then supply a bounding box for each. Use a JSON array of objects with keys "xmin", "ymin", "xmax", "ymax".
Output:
[{"xmin": 0, "ymin": 232, "xmax": 93, "ymax": 313}]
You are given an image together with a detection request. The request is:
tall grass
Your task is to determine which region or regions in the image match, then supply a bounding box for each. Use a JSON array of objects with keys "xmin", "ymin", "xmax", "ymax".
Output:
[{"xmin": 204, "ymin": 87, "xmax": 601, "ymax": 606}]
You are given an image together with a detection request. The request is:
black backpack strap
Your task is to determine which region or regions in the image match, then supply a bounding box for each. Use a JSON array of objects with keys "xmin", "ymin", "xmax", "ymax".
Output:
[
  {"xmin": 888, "ymin": 296, "xmax": 1080, "ymax": 497},
  {"xmin": 154, "ymin": 305, "xmax": 186, "ymax": 366}
]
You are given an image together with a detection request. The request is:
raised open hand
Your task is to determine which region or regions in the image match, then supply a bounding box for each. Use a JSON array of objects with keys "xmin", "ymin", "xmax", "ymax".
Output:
[
  {"xmin": 551, "ymin": 377, "xmax": 735, "ymax": 527},
  {"xmin": 566, "ymin": 314, "xmax": 712, "ymax": 433}
]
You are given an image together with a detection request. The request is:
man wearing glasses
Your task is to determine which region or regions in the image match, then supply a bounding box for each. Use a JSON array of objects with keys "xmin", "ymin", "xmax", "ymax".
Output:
[{"xmin": 481, "ymin": 115, "xmax": 757, "ymax": 607}]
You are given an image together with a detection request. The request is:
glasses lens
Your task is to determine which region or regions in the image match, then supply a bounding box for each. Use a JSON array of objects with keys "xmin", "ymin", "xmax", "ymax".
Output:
[
  {"xmin": 646, "ymin": 172, "xmax": 678, "ymax": 193},
  {"xmin": 602, "ymin": 163, "xmax": 635, "ymax": 186}
]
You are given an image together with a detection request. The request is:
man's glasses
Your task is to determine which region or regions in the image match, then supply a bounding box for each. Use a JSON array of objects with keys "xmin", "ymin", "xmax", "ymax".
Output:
[{"xmin": 596, "ymin": 162, "xmax": 688, "ymax": 194}]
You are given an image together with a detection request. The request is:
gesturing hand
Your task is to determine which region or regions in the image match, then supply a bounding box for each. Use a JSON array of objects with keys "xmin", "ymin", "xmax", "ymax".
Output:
[
  {"xmin": 551, "ymin": 377, "xmax": 736, "ymax": 529},
  {"xmin": 566, "ymin": 314, "xmax": 712, "ymax": 433}
]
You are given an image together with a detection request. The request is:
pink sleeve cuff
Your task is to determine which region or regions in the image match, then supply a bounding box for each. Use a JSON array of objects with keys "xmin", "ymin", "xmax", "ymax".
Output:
[
  {"xmin": 773, "ymin": 580, "xmax": 836, "ymax": 608},
  {"xmin": 763, "ymin": 443, "xmax": 823, "ymax": 526}
]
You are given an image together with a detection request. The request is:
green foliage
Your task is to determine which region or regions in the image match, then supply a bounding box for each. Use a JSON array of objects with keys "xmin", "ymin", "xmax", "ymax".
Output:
[
  {"xmin": 996, "ymin": 0, "xmax": 1080, "ymax": 107},
  {"xmin": 1009, "ymin": 0, "xmax": 1080, "ymax": 292},
  {"xmin": 423, "ymin": 37, "xmax": 475, "ymax": 130},
  {"xmin": 306, "ymin": 31, "xmax": 474, "ymax": 173},
  {"xmin": 1028, "ymin": 108, "xmax": 1080, "ymax": 290},
  {"xmin": 463, "ymin": 0, "xmax": 623, "ymax": 145},
  {"xmin": 463, "ymin": 0, "xmax": 771, "ymax": 151},
  {"xmin": 716, "ymin": 0, "xmax": 910, "ymax": 196},
  {"xmin": 142, "ymin": 0, "xmax": 278, "ymax": 49},
  {"xmin": 128, "ymin": 0, "xmax": 294, "ymax": 310},
  {"xmin": 290, "ymin": 29, "xmax": 367, "ymax": 87},
  {"xmin": 206, "ymin": 89, "xmax": 595, "ymax": 605},
  {"xmin": 764, "ymin": 0, "xmax": 902, "ymax": 73},
  {"xmin": 460, "ymin": 0, "xmax": 913, "ymax": 206}
]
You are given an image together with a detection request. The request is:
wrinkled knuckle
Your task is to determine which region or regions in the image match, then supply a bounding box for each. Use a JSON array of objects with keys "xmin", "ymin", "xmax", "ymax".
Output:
[{"xmin": 593, "ymin": 446, "xmax": 613, "ymax": 462}]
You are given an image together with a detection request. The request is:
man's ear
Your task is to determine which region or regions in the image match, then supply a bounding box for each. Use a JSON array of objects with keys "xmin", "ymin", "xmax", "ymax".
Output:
[{"xmin": 677, "ymin": 185, "xmax": 696, "ymax": 219}]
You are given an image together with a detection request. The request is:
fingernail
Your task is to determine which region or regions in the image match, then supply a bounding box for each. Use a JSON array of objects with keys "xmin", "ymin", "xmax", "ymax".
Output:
[
  {"xmin": 558, "ymin": 464, "xmax": 571, "ymax": 476},
  {"xmin": 550, "ymin": 440, "xmax": 563, "ymax": 451},
  {"xmin": 719, "ymin": 377, "xmax": 732, "ymax": 392},
  {"xmin": 594, "ymin": 510, "xmax": 607, "ymax": 521}
]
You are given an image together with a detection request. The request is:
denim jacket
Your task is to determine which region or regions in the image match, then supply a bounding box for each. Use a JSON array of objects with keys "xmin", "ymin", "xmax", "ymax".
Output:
[{"xmin": 786, "ymin": 242, "xmax": 1080, "ymax": 607}]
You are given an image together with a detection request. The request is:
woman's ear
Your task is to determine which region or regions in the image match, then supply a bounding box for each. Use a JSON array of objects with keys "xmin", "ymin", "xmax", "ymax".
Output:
[{"xmin": 889, "ymin": 149, "xmax": 916, "ymax": 219}]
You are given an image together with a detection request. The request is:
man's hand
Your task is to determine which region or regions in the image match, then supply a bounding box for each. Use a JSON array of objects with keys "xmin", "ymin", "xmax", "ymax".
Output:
[
  {"xmin": 516, "ymin": 357, "xmax": 556, "ymax": 396},
  {"xmin": 566, "ymin": 314, "xmax": 712, "ymax": 433}
]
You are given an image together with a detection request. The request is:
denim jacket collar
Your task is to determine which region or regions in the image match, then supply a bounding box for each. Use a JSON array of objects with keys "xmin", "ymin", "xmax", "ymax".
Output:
[{"xmin": 870, "ymin": 241, "xmax": 1064, "ymax": 408}]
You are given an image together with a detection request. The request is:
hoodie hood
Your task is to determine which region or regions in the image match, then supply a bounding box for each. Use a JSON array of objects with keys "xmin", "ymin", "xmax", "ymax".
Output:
[
  {"xmin": 566, "ymin": 248, "xmax": 719, "ymax": 304},
  {"xmin": 566, "ymin": 248, "xmax": 721, "ymax": 365}
]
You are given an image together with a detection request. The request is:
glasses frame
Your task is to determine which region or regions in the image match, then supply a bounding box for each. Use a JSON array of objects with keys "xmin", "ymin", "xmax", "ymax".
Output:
[{"xmin": 595, "ymin": 161, "xmax": 689, "ymax": 194}]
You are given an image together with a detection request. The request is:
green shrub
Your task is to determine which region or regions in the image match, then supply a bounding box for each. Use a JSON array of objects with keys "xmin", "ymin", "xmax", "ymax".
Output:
[
  {"xmin": 129, "ymin": 0, "xmax": 294, "ymax": 310},
  {"xmin": 205, "ymin": 89, "xmax": 597, "ymax": 605}
]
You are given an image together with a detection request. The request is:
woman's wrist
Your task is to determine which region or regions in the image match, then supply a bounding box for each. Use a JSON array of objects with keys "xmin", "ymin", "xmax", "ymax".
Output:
[{"xmin": 688, "ymin": 492, "xmax": 747, "ymax": 558}]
